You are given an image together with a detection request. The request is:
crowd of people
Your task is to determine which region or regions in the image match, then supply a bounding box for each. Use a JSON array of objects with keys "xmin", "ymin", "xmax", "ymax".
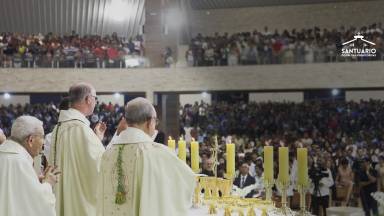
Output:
[
  {"xmin": 0, "ymin": 101, "xmax": 125, "ymax": 145},
  {"xmin": 0, "ymin": 32, "xmax": 145, "ymax": 68},
  {"xmin": 186, "ymin": 23, "xmax": 384, "ymax": 67},
  {"xmin": 181, "ymin": 100, "xmax": 384, "ymax": 215},
  {"xmin": 1, "ymin": 99, "xmax": 384, "ymax": 215},
  {"xmin": 3, "ymin": 23, "xmax": 384, "ymax": 70}
]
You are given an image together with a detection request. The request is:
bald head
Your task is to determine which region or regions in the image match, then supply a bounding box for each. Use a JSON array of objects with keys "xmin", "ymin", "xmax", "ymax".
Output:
[{"xmin": 125, "ymin": 97, "xmax": 156, "ymax": 125}]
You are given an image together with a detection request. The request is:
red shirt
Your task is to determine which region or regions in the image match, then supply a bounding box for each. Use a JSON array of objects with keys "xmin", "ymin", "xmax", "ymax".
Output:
[
  {"xmin": 93, "ymin": 47, "xmax": 105, "ymax": 59},
  {"xmin": 272, "ymin": 41, "xmax": 283, "ymax": 53},
  {"xmin": 107, "ymin": 47, "xmax": 119, "ymax": 60}
]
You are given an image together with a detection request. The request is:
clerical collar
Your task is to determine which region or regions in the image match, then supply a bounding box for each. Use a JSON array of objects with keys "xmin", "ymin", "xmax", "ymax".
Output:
[
  {"xmin": 0, "ymin": 139, "xmax": 33, "ymax": 165},
  {"xmin": 112, "ymin": 127, "xmax": 153, "ymax": 145},
  {"xmin": 58, "ymin": 108, "xmax": 90, "ymax": 126}
]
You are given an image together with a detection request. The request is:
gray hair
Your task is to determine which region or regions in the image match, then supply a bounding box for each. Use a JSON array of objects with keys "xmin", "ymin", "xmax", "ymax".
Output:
[
  {"xmin": 125, "ymin": 97, "xmax": 155, "ymax": 125},
  {"xmin": 11, "ymin": 116, "xmax": 43, "ymax": 144},
  {"xmin": 68, "ymin": 82, "xmax": 94, "ymax": 104}
]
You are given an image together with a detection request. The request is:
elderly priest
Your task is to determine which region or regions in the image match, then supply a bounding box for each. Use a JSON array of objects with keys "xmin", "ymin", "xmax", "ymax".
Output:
[
  {"xmin": 97, "ymin": 97, "xmax": 196, "ymax": 216},
  {"xmin": 0, "ymin": 116, "xmax": 60, "ymax": 216}
]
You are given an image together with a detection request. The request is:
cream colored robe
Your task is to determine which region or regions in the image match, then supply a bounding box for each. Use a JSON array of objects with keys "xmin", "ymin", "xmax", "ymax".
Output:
[
  {"xmin": 97, "ymin": 127, "xmax": 196, "ymax": 216},
  {"xmin": 0, "ymin": 140, "xmax": 56, "ymax": 216},
  {"xmin": 49, "ymin": 108, "xmax": 105, "ymax": 216}
]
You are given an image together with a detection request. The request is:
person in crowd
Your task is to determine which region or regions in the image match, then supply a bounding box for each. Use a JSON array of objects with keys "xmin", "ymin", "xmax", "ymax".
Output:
[
  {"xmin": 377, "ymin": 156, "xmax": 384, "ymax": 191},
  {"xmin": 309, "ymin": 156, "xmax": 334, "ymax": 216},
  {"xmin": 233, "ymin": 163, "xmax": 256, "ymax": 198},
  {"xmin": 201, "ymin": 158, "xmax": 215, "ymax": 176},
  {"xmin": 335, "ymin": 158, "xmax": 354, "ymax": 206},
  {"xmin": 358, "ymin": 158, "xmax": 379, "ymax": 216}
]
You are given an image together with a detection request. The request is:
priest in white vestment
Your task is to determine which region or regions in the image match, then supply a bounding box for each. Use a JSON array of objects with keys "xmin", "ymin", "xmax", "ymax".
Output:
[
  {"xmin": 0, "ymin": 116, "xmax": 59, "ymax": 216},
  {"xmin": 0, "ymin": 128, "xmax": 6, "ymax": 144},
  {"xmin": 49, "ymin": 82, "xmax": 106, "ymax": 216},
  {"xmin": 97, "ymin": 97, "xmax": 196, "ymax": 216}
]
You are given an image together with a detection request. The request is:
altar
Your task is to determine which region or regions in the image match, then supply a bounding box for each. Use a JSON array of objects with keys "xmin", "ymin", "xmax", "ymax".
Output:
[{"xmin": 168, "ymin": 137, "xmax": 312, "ymax": 216}]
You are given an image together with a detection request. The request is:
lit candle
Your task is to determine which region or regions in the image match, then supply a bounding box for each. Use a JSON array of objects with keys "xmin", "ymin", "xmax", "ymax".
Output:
[
  {"xmin": 226, "ymin": 143, "xmax": 235, "ymax": 178},
  {"xmin": 297, "ymin": 148, "xmax": 308, "ymax": 186},
  {"xmin": 278, "ymin": 145, "xmax": 289, "ymax": 183},
  {"xmin": 264, "ymin": 145, "xmax": 274, "ymax": 182},
  {"xmin": 168, "ymin": 136, "xmax": 175, "ymax": 151},
  {"xmin": 178, "ymin": 137, "xmax": 186, "ymax": 163},
  {"xmin": 191, "ymin": 138, "xmax": 199, "ymax": 173}
]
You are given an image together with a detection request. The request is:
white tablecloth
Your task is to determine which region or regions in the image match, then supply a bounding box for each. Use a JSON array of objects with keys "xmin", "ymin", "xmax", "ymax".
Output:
[
  {"xmin": 188, "ymin": 205, "xmax": 270, "ymax": 216},
  {"xmin": 326, "ymin": 207, "xmax": 364, "ymax": 216}
]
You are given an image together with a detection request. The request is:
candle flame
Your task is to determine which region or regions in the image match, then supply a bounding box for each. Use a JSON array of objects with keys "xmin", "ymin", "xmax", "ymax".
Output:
[
  {"xmin": 226, "ymin": 136, "xmax": 232, "ymax": 144},
  {"xmin": 179, "ymin": 136, "xmax": 184, "ymax": 141},
  {"xmin": 168, "ymin": 136, "xmax": 173, "ymax": 140},
  {"xmin": 191, "ymin": 138, "xmax": 195, "ymax": 142},
  {"xmin": 298, "ymin": 142, "xmax": 303, "ymax": 148},
  {"xmin": 279, "ymin": 140, "xmax": 285, "ymax": 147},
  {"xmin": 265, "ymin": 139, "xmax": 272, "ymax": 146}
]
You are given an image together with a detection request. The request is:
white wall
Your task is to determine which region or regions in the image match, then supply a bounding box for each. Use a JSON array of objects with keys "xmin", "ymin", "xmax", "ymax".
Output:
[
  {"xmin": 97, "ymin": 94, "xmax": 125, "ymax": 106},
  {"xmin": 0, "ymin": 95, "xmax": 30, "ymax": 106},
  {"xmin": 249, "ymin": 92, "xmax": 303, "ymax": 103},
  {"xmin": 0, "ymin": 62, "xmax": 384, "ymax": 93},
  {"xmin": 346, "ymin": 90, "xmax": 384, "ymax": 102},
  {"xmin": 180, "ymin": 93, "xmax": 212, "ymax": 106}
]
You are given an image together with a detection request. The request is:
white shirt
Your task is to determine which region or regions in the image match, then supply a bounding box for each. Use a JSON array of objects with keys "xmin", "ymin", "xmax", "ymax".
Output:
[
  {"xmin": 309, "ymin": 168, "xmax": 334, "ymax": 197},
  {"xmin": 249, "ymin": 162, "xmax": 256, "ymax": 177},
  {"xmin": 0, "ymin": 140, "xmax": 56, "ymax": 216},
  {"xmin": 254, "ymin": 173, "xmax": 265, "ymax": 197}
]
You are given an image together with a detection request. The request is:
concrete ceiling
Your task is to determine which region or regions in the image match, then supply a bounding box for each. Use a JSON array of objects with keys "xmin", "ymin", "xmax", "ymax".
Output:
[{"xmin": 0, "ymin": 0, "xmax": 145, "ymax": 38}]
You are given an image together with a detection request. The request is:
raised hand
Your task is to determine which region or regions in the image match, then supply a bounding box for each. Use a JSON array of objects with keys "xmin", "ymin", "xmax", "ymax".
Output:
[
  {"xmin": 94, "ymin": 121, "xmax": 107, "ymax": 141},
  {"xmin": 116, "ymin": 117, "xmax": 128, "ymax": 136},
  {"xmin": 42, "ymin": 165, "xmax": 61, "ymax": 187}
]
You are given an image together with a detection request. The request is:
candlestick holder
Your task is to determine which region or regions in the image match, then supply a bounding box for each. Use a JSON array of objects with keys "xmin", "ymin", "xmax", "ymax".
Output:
[
  {"xmin": 193, "ymin": 176, "xmax": 201, "ymax": 208},
  {"xmin": 246, "ymin": 206, "xmax": 256, "ymax": 216},
  {"xmin": 296, "ymin": 183, "xmax": 313, "ymax": 216},
  {"xmin": 224, "ymin": 206, "xmax": 232, "ymax": 216},
  {"xmin": 274, "ymin": 180, "xmax": 295, "ymax": 215},
  {"xmin": 263, "ymin": 178, "xmax": 274, "ymax": 202},
  {"xmin": 208, "ymin": 201, "xmax": 218, "ymax": 215}
]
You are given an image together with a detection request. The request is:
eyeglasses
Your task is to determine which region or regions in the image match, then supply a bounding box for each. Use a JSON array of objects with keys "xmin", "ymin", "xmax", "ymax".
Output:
[
  {"xmin": 30, "ymin": 133, "xmax": 45, "ymax": 140},
  {"xmin": 150, "ymin": 117, "xmax": 160, "ymax": 126},
  {"xmin": 89, "ymin": 95, "xmax": 98, "ymax": 101}
]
